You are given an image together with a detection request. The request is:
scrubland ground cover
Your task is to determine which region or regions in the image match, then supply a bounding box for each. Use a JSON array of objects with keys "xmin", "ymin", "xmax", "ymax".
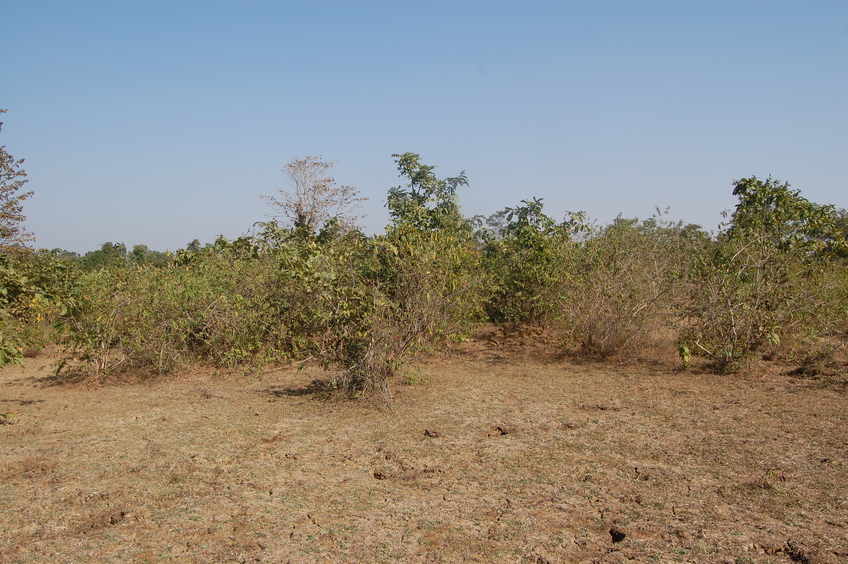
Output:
[{"xmin": 1, "ymin": 336, "xmax": 846, "ymax": 563}]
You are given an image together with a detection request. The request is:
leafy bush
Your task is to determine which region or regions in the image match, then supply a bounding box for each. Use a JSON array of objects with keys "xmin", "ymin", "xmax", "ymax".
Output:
[
  {"xmin": 322, "ymin": 230, "xmax": 482, "ymax": 399},
  {"xmin": 66, "ymin": 249, "xmax": 291, "ymax": 377},
  {"xmin": 25, "ymin": 153, "xmax": 847, "ymax": 398},
  {"xmin": 679, "ymin": 234, "xmax": 847, "ymax": 371},
  {"xmin": 678, "ymin": 177, "xmax": 848, "ymax": 371},
  {"xmin": 480, "ymin": 198, "xmax": 574, "ymax": 327},
  {"xmin": 325, "ymin": 153, "xmax": 485, "ymax": 398},
  {"xmin": 0, "ymin": 249, "xmax": 75, "ymax": 364}
]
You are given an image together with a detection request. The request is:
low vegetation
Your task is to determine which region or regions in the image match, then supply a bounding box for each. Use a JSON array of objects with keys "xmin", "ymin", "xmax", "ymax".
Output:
[{"xmin": 2, "ymin": 139, "xmax": 847, "ymax": 394}]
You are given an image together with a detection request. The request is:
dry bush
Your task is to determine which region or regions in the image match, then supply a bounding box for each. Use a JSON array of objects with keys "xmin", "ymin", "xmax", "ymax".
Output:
[
  {"xmin": 678, "ymin": 236, "xmax": 847, "ymax": 372},
  {"xmin": 561, "ymin": 214, "xmax": 706, "ymax": 361},
  {"xmin": 65, "ymin": 252, "xmax": 292, "ymax": 377}
]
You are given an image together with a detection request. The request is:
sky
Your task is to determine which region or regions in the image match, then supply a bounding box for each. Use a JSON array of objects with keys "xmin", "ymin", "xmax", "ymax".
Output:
[{"xmin": 2, "ymin": 0, "xmax": 846, "ymax": 254}]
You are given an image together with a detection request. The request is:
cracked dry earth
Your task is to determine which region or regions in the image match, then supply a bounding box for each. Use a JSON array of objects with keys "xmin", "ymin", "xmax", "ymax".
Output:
[{"xmin": 1, "ymin": 340, "xmax": 846, "ymax": 563}]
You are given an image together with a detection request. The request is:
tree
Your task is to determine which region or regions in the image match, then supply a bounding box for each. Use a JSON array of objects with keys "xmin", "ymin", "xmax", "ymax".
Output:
[
  {"xmin": 0, "ymin": 109, "xmax": 34, "ymax": 253},
  {"xmin": 80, "ymin": 242, "xmax": 128, "ymax": 270},
  {"xmin": 480, "ymin": 198, "xmax": 570, "ymax": 327},
  {"xmin": 726, "ymin": 176, "xmax": 845, "ymax": 257},
  {"xmin": 262, "ymin": 156, "xmax": 365, "ymax": 233},
  {"xmin": 387, "ymin": 152, "xmax": 468, "ymax": 233},
  {"xmin": 679, "ymin": 176, "xmax": 847, "ymax": 371}
]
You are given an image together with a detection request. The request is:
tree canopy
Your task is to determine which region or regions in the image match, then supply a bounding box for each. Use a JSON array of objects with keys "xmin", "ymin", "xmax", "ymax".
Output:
[{"xmin": 726, "ymin": 175, "xmax": 846, "ymax": 257}]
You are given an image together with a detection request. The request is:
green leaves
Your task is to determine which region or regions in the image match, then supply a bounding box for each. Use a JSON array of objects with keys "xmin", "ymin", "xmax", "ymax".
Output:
[
  {"xmin": 678, "ymin": 177, "xmax": 848, "ymax": 371},
  {"xmin": 728, "ymin": 176, "xmax": 845, "ymax": 257},
  {"xmin": 0, "ymin": 333, "xmax": 24, "ymax": 368},
  {"xmin": 481, "ymin": 198, "xmax": 573, "ymax": 327},
  {"xmin": 388, "ymin": 153, "xmax": 468, "ymax": 234}
]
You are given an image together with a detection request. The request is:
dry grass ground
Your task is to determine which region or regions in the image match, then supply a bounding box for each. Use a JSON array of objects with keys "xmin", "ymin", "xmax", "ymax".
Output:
[{"xmin": 1, "ymin": 335, "xmax": 846, "ymax": 563}]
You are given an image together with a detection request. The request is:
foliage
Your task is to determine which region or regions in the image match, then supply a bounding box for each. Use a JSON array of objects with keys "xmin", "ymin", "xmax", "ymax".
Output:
[
  {"xmin": 479, "ymin": 198, "xmax": 574, "ymax": 327},
  {"xmin": 65, "ymin": 251, "xmax": 291, "ymax": 376},
  {"xmin": 387, "ymin": 152, "xmax": 469, "ymax": 233},
  {"xmin": 0, "ymin": 262, "xmax": 24, "ymax": 367},
  {"xmin": 682, "ymin": 237, "xmax": 802, "ymax": 370},
  {"xmin": 562, "ymin": 212, "xmax": 707, "ymax": 360},
  {"xmin": 323, "ymin": 154, "xmax": 484, "ymax": 398},
  {"xmin": 0, "ymin": 249, "xmax": 76, "ymax": 366},
  {"xmin": 130, "ymin": 244, "xmax": 168, "ymax": 266},
  {"xmin": 268, "ymin": 229, "xmax": 376, "ymax": 370},
  {"xmin": 679, "ymin": 177, "xmax": 847, "ymax": 371},
  {"xmin": 8, "ymin": 140, "xmax": 846, "ymax": 393},
  {"xmin": 60, "ymin": 219, "xmax": 480, "ymax": 397},
  {"xmin": 480, "ymin": 201, "xmax": 706, "ymax": 361},
  {"xmin": 727, "ymin": 176, "xmax": 846, "ymax": 257},
  {"xmin": 261, "ymin": 156, "xmax": 365, "ymax": 233},
  {"xmin": 78, "ymin": 242, "xmax": 128, "ymax": 270},
  {"xmin": 0, "ymin": 109, "xmax": 34, "ymax": 252},
  {"xmin": 0, "ymin": 333, "xmax": 24, "ymax": 368}
]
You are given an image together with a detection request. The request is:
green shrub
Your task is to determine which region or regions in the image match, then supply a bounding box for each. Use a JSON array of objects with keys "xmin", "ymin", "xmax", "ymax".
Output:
[
  {"xmin": 316, "ymin": 152, "xmax": 486, "ymax": 399},
  {"xmin": 480, "ymin": 198, "xmax": 574, "ymax": 327},
  {"xmin": 66, "ymin": 250, "xmax": 292, "ymax": 377},
  {"xmin": 678, "ymin": 177, "xmax": 848, "ymax": 371},
  {"xmin": 679, "ymin": 235, "xmax": 845, "ymax": 371},
  {"xmin": 0, "ymin": 249, "xmax": 76, "ymax": 364}
]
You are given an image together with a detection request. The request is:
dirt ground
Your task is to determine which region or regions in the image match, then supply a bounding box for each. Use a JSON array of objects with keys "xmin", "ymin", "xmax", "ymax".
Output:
[{"xmin": 1, "ymin": 335, "xmax": 846, "ymax": 563}]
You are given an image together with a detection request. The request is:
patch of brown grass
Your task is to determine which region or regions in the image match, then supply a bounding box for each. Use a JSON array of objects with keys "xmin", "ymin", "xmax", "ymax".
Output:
[{"xmin": 1, "ymin": 338, "xmax": 846, "ymax": 563}]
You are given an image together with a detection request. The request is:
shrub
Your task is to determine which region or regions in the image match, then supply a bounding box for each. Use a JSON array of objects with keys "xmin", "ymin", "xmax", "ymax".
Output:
[
  {"xmin": 678, "ymin": 177, "xmax": 848, "ymax": 371},
  {"xmin": 317, "ymin": 218, "xmax": 484, "ymax": 400},
  {"xmin": 562, "ymin": 213, "xmax": 706, "ymax": 360},
  {"xmin": 0, "ymin": 249, "xmax": 75, "ymax": 364},
  {"xmin": 480, "ymin": 198, "xmax": 574, "ymax": 328},
  {"xmin": 679, "ymin": 234, "xmax": 845, "ymax": 371},
  {"xmin": 317, "ymin": 153, "xmax": 486, "ymax": 399},
  {"xmin": 65, "ymin": 250, "xmax": 291, "ymax": 377}
]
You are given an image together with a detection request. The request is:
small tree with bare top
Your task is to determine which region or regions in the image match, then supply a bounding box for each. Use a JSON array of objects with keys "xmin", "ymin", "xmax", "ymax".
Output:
[
  {"xmin": 0, "ymin": 109, "xmax": 34, "ymax": 253},
  {"xmin": 262, "ymin": 156, "xmax": 365, "ymax": 233}
]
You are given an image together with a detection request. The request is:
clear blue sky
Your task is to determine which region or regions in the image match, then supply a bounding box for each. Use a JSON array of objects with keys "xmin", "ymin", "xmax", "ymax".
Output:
[{"xmin": 2, "ymin": 0, "xmax": 846, "ymax": 253}]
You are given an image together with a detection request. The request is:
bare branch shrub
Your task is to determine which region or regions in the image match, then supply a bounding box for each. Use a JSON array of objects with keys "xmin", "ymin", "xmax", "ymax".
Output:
[
  {"xmin": 261, "ymin": 156, "xmax": 365, "ymax": 233},
  {"xmin": 0, "ymin": 109, "xmax": 34, "ymax": 253},
  {"xmin": 562, "ymin": 213, "xmax": 706, "ymax": 360}
]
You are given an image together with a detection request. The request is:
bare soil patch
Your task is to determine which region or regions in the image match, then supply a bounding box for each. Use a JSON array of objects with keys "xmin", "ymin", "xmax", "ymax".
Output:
[{"xmin": 1, "ymin": 338, "xmax": 846, "ymax": 563}]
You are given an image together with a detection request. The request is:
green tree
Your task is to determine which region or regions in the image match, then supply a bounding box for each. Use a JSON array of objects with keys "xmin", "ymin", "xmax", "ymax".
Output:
[
  {"xmin": 129, "ymin": 244, "xmax": 166, "ymax": 265},
  {"xmin": 387, "ymin": 152, "xmax": 469, "ymax": 233},
  {"xmin": 322, "ymin": 152, "xmax": 484, "ymax": 399},
  {"xmin": 0, "ymin": 110, "xmax": 34, "ymax": 253},
  {"xmin": 80, "ymin": 242, "xmax": 128, "ymax": 270},
  {"xmin": 680, "ymin": 176, "xmax": 846, "ymax": 371},
  {"xmin": 480, "ymin": 198, "xmax": 572, "ymax": 327},
  {"xmin": 727, "ymin": 176, "xmax": 845, "ymax": 257}
]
